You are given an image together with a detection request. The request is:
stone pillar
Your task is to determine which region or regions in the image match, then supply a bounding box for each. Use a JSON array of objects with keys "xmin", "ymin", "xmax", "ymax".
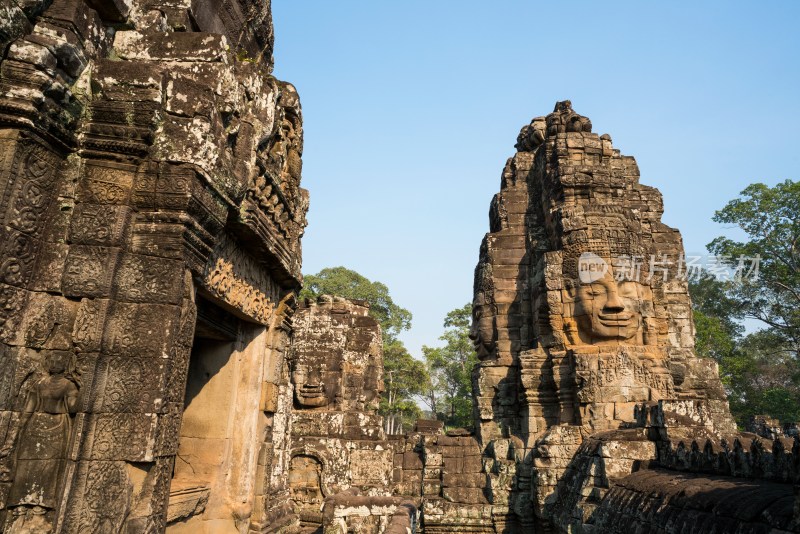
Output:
[{"xmin": 287, "ymin": 297, "xmax": 393, "ymax": 530}]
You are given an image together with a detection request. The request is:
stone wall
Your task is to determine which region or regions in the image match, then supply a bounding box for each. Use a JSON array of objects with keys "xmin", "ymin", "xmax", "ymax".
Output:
[
  {"xmin": 321, "ymin": 494, "xmax": 417, "ymax": 534},
  {"xmin": 579, "ymin": 402, "xmax": 800, "ymax": 532},
  {"xmin": 591, "ymin": 469, "xmax": 796, "ymax": 533},
  {"xmin": 287, "ymin": 297, "xmax": 513, "ymax": 533},
  {"xmin": 0, "ymin": 0, "xmax": 307, "ymax": 531},
  {"xmin": 415, "ymin": 432, "xmax": 495, "ymax": 533}
]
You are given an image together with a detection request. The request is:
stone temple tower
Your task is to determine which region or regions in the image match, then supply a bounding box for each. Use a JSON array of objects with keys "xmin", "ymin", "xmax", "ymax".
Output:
[{"xmin": 471, "ymin": 100, "xmax": 737, "ymax": 530}]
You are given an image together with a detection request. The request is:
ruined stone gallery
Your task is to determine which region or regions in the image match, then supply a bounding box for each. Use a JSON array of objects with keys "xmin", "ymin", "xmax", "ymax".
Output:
[{"xmin": 0, "ymin": 0, "xmax": 797, "ymax": 532}]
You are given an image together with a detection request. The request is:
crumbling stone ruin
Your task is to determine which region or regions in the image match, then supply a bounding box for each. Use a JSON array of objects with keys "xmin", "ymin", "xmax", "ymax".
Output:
[
  {"xmin": 0, "ymin": 0, "xmax": 307, "ymax": 531},
  {"xmin": 286, "ymin": 298, "xmax": 492, "ymax": 534},
  {"xmin": 1, "ymin": 0, "xmax": 800, "ymax": 531},
  {"xmin": 747, "ymin": 415, "xmax": 784, "ymax": 440}
]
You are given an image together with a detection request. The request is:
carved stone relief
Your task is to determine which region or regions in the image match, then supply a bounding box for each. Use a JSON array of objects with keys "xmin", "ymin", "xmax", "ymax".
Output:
[
  {"xmin": 0, "ymin": 351, "xmax": 79, "ymax": 533},
  {"xmin": 0, "ymin": 0, "xmax": 307, "ymax": 530}
]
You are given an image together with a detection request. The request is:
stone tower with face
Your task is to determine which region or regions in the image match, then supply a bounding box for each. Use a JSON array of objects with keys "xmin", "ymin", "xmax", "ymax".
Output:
[
  {"xmin": 287, "ymin": 296, "xmax": 393, "ymax": 529},
  {"xmin": 471, "ymin": 101, "xmax": 736, "ymax": 527},
  {"xmin": 289, "ymin": 296, "xmax": 384, "ymax": 415},
  {"xmin": 472, "ymin": 101, "xmax": 734, "ymax": 442},
  {"xmin": 527, "ymin": 103, "xmax": 737, "ymax": 434}
]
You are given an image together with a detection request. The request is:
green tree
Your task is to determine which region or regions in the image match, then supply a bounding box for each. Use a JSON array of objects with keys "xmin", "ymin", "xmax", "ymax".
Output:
[
  {"xmin": 690, "ymin": 272, "xmax": 742, "ymax": 366},
  {"xmin": 690, "ymin": 274, "xmax": 749, "ymax": 416},
  {"xmin": 708, "ymin": 180, "xmax": 800, "ymax": 355},
  {"xmin": 422, "ymin": 304, "xmax": 477, "ymax": 429},
  {"xmin": 730, "ymin": 330, "xmax": 800, "ymax": 423},
  {"xmin": 381, "ymin": 340, "xmax": 428, "ymax": 434},
  {"xmin": 300, "ymin": 266, "xmax": 412, "ymax": 343},
  {"xmin": 690, "ymin": 179, "xmax": 800, "ymax": 425},
  {"xmin": 690, "ymin": 273, "xmax": 800, "ymax": 425}
]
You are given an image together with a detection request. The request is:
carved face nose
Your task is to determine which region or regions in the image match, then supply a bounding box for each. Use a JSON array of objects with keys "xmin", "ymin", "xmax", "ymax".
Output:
[
  {"xmin": 468, "ymin": 322, "xmax": 479, "ymax": 342},
  {"xmin": 306, "ymin": 368, "xmax": 321, "ymax": 387},
  {"xmin": 603, "ymin": 289, "xmax": 626, "ymax": 313}
]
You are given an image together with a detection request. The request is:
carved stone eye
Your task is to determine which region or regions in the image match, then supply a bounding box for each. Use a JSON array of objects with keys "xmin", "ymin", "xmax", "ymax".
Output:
[{"xmin": 588, "ymin": 286, "xmax": 605, "ymax": 297}]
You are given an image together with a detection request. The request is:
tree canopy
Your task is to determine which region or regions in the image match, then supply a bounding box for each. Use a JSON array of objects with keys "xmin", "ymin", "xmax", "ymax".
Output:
[
  {"xmin": 300, "ymin": 266, "xmax": 412, "ymax": 343},
  {"xmin": 709, "ymin": 180, "xmax": 800, "ymax": 355},
  {"xmin": 691, "ymin": 179, "xmax": 800, "ymax": 426},
  {"xmin": 422, "ymin": 304, "xmax": 477, "ymax": 430}
]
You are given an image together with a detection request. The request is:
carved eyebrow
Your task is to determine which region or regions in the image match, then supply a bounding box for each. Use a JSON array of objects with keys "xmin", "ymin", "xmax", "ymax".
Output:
[{"xmin": 581, "ymin": 281, "xmax": 609, "ymax": 289}]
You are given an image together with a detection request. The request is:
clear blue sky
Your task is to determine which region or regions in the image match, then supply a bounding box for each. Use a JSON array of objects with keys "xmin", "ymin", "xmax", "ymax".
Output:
[{"xmin": 271, "ymin": 1, "xmax": 800, "ymax": 357}]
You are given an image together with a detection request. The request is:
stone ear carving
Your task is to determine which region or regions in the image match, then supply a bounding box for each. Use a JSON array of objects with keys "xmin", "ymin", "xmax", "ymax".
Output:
[{"xmin": 562, "ymin": 279, "xmax": 578, "ymax": 302}]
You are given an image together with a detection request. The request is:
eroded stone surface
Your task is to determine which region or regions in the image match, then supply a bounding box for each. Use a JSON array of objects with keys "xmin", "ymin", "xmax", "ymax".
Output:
[
  {"xmin": 0, "ymin": 0, "xmax": 306, "ymax": 531},
  {"xmin": 592, "ymin": 469, "xmax": 796, "ymax": 533},
  {"xmin": 287, "ymin": 297, "xmax": 394, "ymax": 531}
]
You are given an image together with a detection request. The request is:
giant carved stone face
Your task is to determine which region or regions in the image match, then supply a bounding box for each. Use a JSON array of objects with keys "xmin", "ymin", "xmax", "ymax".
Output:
[
  {"xmin": 469, "ymin": 291, "xmax": 496, "ymax": 359},
  {"xmin": 292, "ymin": 354, "xmax": 341, "ymax": 408},
  {"xmin": 565, "ymin": 269, "xmax": 651, "ymax": 346}
]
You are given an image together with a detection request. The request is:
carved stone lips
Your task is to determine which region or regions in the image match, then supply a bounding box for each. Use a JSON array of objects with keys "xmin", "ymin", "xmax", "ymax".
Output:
[
  {"xmin": 299, "ymin": 385, "xmax": 324, "ymax": 398},
  {"xmin": 297, "ymin": 385, "xmax": 327, "ymax": 407},
  {"xmin": 598, "ymin": 313, "xmax": 632, "ymax": 326}
]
